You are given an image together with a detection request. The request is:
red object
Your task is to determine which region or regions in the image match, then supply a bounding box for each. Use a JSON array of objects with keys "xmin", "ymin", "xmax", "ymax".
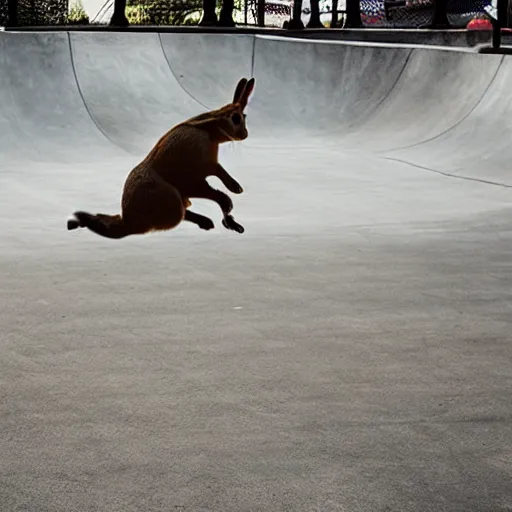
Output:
[{"xmin": 466, "ymin": 17, "xmax": 493, "ymax": 30}]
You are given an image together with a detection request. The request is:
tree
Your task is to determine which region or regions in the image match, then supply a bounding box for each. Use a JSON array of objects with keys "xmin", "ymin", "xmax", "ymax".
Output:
[
  {"xmin": 110, "ymin": 0, "xmax": 129, "ymax": 25},
  {"xmin": 307, "ymin": 0, "xmax": 324, "ymax": 26},
  {"xmin": 344, "ymin": 0, "xmax": 362, "ymax": 26},
  {"xmin": 288, "ymin": 0, "xmax": 305, "ymax": 28},
  {"xmin": 7, "ymin": 0, "xmax": 18, "ymax": 26},
  {"xmin": 218, "ymin": 0, "xmax": 236, "ymax": 25},
  {"xmin": 199, "ymin": 0, "xmax": 218, "ymax": 23},
  {"xmin": 108, "ymin": 0, "xmax": 235, "ymax": 27}
]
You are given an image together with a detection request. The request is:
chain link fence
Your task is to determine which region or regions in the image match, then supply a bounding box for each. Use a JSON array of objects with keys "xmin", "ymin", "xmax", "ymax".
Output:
[
  {"xmin": 0, "ymin": 0, "xmax": 493, "ymax": 27},
  {"xmin": 360, "ymin": 0, "xmax": 432, "ymax": 26},
  {"xmin": 360, "ymin": 0, "xmax": 490, "ymax": 26},
  {"xmin": 447, "ymin": 0, "xmax": 491, "ymax": 25}
]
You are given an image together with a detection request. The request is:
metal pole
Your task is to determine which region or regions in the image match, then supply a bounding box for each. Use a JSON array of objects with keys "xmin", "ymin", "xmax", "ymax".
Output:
[
  {"xmin": 331, "ymin": 0, "xmax": 338, "ymax": 27},
  {"xmin": 257, "ymin": 0, "xmax": 264, "ymax": 26},
  {"xmin": 430, "ymin": 0, "xmax": 450, "ymax": 28},
  {"xmin": 485, "ymin": 0, "xmax": 504, "ymax": 48},
  {"xmin": 496, "ymin": 0, "xmax": 508, "ymax": 46},
  {"xmin": 492, "ymin": 18, "xmax": 501, "ymax": 48}
]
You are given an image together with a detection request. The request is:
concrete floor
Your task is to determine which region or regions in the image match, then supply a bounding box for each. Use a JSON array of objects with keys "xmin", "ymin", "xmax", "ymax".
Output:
[{"xmin": 0, "ymin": 31, "xmax": 511, "ymax": 511}]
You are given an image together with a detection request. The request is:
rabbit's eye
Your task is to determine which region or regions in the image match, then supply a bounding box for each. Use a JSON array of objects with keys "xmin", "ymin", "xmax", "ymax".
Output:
[{"xmin": 231, "ymin": 113, "xmax": 242, "ymax": 125}]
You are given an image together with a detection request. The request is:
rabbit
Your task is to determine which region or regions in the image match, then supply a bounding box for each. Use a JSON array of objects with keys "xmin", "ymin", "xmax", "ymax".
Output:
[{"xmin": 67, "ymin": 77, "xmax": 255, "ymax": 240}]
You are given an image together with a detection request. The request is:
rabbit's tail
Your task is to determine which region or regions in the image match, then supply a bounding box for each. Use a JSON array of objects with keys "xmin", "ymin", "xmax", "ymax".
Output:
[{"xmin": 67, "ymin": 211, "xmax": 129, "ymax": 239}]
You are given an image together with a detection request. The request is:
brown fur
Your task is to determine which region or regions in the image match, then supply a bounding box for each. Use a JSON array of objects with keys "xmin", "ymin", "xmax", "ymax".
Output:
[{"xmin": 68, "ymin": 77, "xmax": 255, "ymax": 239}]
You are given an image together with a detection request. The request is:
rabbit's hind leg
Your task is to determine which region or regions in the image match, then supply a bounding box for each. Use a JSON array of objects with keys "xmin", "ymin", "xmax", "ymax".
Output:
[
  {"xmin": 187, "ymin": 181, "xmax": 244, "ymax": 234},
  {"xmin": 222, "ymin": 214, "xmax": 244, "ymax": 234},
  {"xmin": 189, "ymin": 181, "xmax": 234, "ymax": 214},
  {"xmin": 184, "ymin": 210, "xmax": 215, "ymax": 231},
  {"xmin": 122, "ymin": 178, "xmax": 185, "ymax": 234}
]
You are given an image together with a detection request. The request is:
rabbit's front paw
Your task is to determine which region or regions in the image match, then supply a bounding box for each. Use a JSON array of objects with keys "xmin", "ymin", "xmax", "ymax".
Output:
[{"xmin": 232, "ymin": 183, "xmax": 244, "ymax": 194}]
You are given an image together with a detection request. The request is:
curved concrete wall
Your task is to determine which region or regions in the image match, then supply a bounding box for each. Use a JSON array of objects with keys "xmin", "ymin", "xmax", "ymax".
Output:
[{"xmin": 0, "ymin": 31, "xmax": 510, "ymax": 187}]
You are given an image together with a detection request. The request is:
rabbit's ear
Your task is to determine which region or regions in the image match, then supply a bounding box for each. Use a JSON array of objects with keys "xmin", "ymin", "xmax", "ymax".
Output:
[
  {"xmin": 233, "ymin": 78, "xmax": 248, "ymax": 104},
  {"xmin": 238, "ymin": 78, "xmax": 255, "ymax": 109}
]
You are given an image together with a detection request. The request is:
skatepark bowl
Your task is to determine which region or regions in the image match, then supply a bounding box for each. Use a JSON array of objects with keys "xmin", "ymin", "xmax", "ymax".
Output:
[{"xmin": 0, "ymin": 29, "xmax": 511, "ymax": 511}]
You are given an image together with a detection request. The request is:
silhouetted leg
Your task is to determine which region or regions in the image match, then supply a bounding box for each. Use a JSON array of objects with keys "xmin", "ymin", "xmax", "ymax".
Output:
[
  {"xmin": 189, "ymin": 181, "xmax": 233, "ymax": 213},
  {"xmin": 189, "ymin": 181, "xmax": 244, "ymax": 234},
  {"xmin": 184, "ymin": 210, "xmax": 214, "ymax": 230},
  {"xmin": 222, "ymin": 214, "xmax": 244, "ymax": 234},
  {"xmin": 215, "ymin": 164, "xmax": 243, "ymax": 194}
]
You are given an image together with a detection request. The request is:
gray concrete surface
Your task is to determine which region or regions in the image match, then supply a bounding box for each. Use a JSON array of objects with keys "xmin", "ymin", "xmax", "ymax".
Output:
[{"xmin": 0, "ymin": 30, "xmax": 511, "ymax": 512}]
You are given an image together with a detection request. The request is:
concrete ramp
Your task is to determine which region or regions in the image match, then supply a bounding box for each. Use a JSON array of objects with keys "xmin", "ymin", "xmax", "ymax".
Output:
[
  {"xmin": 70, "ymin": 32, "xmax": 203, "ymax": 154},
  {"xmin": 0, "ymin": 32, "xmax": 113, "ymax": 164},
  {"xmin": 1, "ymin": 30, "xmax": 511, "ymax": 512}
]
